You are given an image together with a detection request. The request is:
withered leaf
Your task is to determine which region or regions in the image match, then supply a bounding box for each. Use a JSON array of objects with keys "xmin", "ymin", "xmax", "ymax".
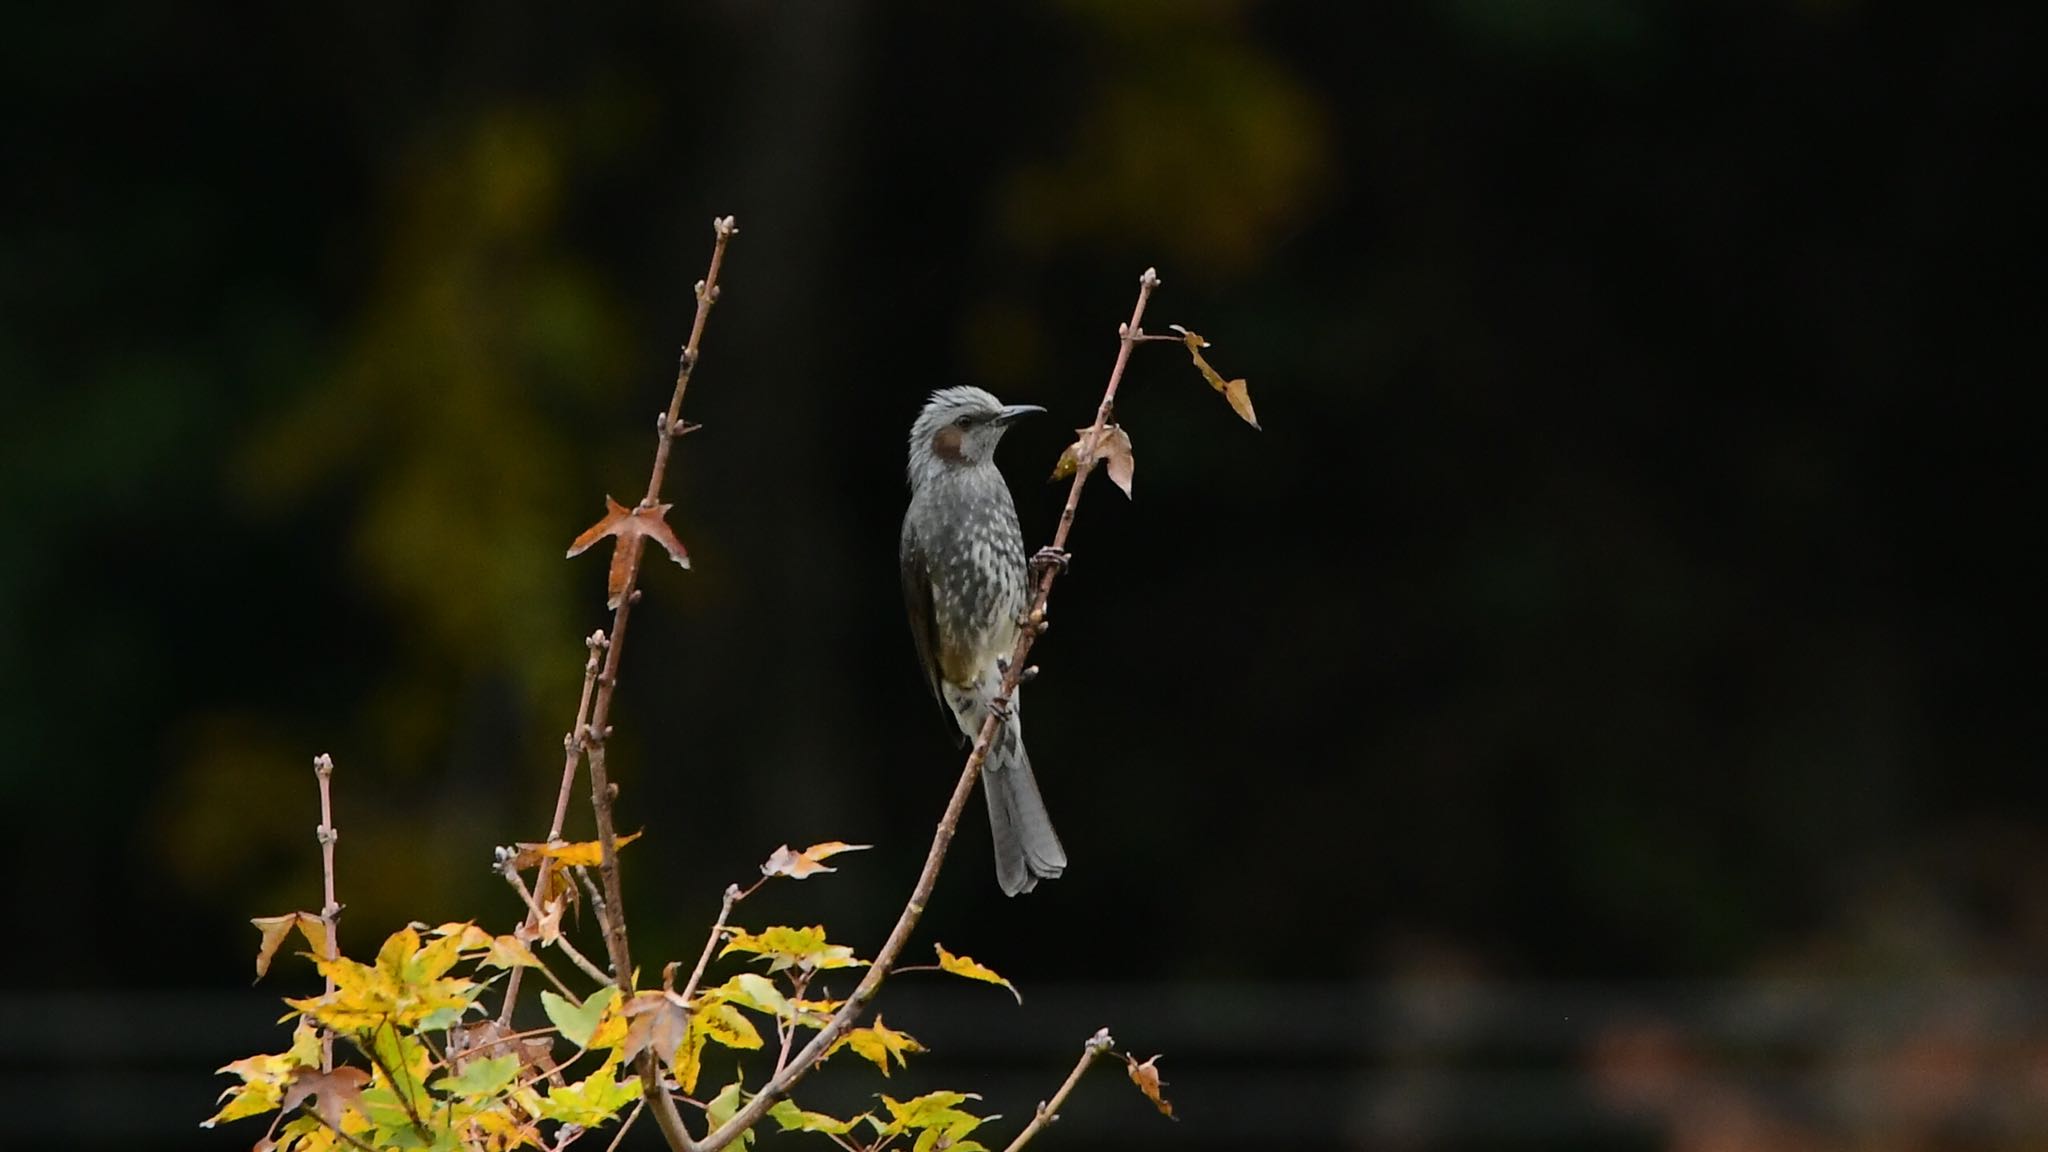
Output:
[
  {"xmin": 279, "ymin": 1065, "xmax": 370, "ymax": 1131},
  {"xmin": 1170, "ymin": 325, "xmax": 1259, "ymax": 430},
  {"xmin": 761, "ymin": 840, "xmax": 873, "ymax": 879},
  {"xmin": 251, "ymin": 912, "xmax": 329, "ymax": 981},
  {"xmin": 566, "ymin": 496, "xmax": 691, "ymax": 608},
  {"xmin": 451, "ymin": 1020, "xmax": 559, "ymax": 1085},
  {"xmin": 510, "ymin": 830, "xmax": 644, "ymax": 870},
  {"xmin": 621, "ymin": 990, "xmax": 690, "ymax": 1071},
  {"xmin": 536, "ymin": 899, "xmax": 565, "ymax": 946},
  {"xmin": 1125, "ymin": 1053, "xmax": 1175, "ymax": 1119},
  {"xmin": 1049, "ymin": 424, "xmax": 1135, "ymax": 499}
]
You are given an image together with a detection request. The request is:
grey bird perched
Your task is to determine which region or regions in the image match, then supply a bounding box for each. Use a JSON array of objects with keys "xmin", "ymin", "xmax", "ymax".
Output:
[{"xmin": 900, "ymin": 386, "xmax": 1068, "ymax": 895}]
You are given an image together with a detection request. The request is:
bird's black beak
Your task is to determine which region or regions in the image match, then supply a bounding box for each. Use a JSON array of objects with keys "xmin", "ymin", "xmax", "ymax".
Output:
[{"xmin": 993, "ymin": 403, "xmax": 1046, "ymax": 425}]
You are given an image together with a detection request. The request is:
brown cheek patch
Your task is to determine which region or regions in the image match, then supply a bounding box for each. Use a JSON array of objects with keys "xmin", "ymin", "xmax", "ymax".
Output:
[{"xmin": 933, "ymin": 425, "xmax": 965, "ymax": 461}]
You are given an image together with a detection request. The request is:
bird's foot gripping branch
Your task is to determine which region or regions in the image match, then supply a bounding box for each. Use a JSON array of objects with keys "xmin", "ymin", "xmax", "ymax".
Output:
[{"xmin": 209, "ymin": 241, "xmax": 1251, "ymax": 1152}]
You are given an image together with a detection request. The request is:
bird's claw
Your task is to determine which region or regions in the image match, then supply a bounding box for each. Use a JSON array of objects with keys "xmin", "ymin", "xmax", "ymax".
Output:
[
  {"xmin": 987, "ymin": 695, "xmax": 1013, "ymax": 721},
  {"xmin": 1030, "ymin": 547, "xmax": 1071, "ymax": 578}
]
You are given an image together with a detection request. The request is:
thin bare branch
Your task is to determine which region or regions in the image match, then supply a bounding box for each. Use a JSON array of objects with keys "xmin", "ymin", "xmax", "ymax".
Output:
[
  {"xmin": 604, "ymin": 1099, "xmax": 648, "ymax": 1152},
  {"xmin": 306, "ymin": 1108, "xmax": 381, "ymax": 1152},
  {"xmin": 1000, "ymin": 1028, "xmax": 1116, "ymax": 1152},
  {"xmin": 676, "ymin": 882, "xmax": 747, "ymax": 1008},
  {"xmin": 692, "ymin": 267, "xmax": 1161, "ymax": 1152},
  {"xmin": 356, "ymin": 1022, "xmax": 432, "ymax": 1142},
  {"xmin": 312, "ymin": 753, "xmax": 341, "ymax": 1073},
  {"xmin": 500, "ymin": 862, "xmax": 614, "ymax": 988},
  {"xmin": 572, "ymin": 864, "xmax": 615, "ymax": 948},
  {"xmin": 568, "ymin": 216, "xmax": 737, "ymax": 1152},
  {"xmin": 503, "ymin": 629, "xmax": 610, "ymax": 1025}
]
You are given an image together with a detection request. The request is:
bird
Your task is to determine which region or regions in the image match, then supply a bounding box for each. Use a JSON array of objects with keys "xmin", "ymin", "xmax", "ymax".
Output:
[{"xmin": 900, "ymin": 386, "xmax": 1068, "ymax": 895}]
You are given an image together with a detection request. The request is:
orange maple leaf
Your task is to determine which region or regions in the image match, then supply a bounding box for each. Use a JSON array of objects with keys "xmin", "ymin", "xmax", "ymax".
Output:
[{"xmin": 567, "ymin": 496, "xmax": 691, "ymax": 608}]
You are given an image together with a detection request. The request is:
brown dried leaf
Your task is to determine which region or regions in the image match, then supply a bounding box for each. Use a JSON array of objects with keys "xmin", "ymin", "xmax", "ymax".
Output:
[
  {"xmin": 279, "ymin": 1065, "xmax": 370, "ymax": 1131},
  {"xmin": 621, "ymin": 990, "xmax": 691, "ymax": 1070},
  {"xmin": 761, "ymin": 840, "xmax": 873, "ymax": 879},
  {"xmin": 513, "ymin": 887, "xmax": 568, "ymax": 948},
  {"xmin": 567, "ymin": 496, "xmax": 691, "ymax": 608},
  {"xmin": 452, "ymin": 1021, "xmax": 560, "ymax": 1086},
  {"xmin": 1171, "ymin": 325, "xmax": 1260, "ymax": 430},
  {"xmin": 1125, "ymin": 1053, "xmax": 1175, "ymax": 1119},
  {"xmin": 1049, "ymin": 424, "xmax": 1135, "ymax": 499}
]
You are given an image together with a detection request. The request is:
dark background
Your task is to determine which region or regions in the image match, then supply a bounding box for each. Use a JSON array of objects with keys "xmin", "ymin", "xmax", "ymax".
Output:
[{"xmin": 3, "ymin": 1, "xmax": 2043, "ymax": 1149}]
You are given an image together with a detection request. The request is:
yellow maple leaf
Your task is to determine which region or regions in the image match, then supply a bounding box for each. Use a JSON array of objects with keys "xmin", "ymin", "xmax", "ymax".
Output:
[
  {"xmin": 829, "ymin": 1015, "xmax": 924, "ymax": 1076},
  {"xmin": 933, "ymin": 943, "xmax": 1021, "ymax": 1004}
]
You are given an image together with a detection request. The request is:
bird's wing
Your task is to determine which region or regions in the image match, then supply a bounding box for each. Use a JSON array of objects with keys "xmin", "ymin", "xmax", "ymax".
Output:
[{"xmin": 899, "ymin": 520, "xmax": 945, "ymax": 707}]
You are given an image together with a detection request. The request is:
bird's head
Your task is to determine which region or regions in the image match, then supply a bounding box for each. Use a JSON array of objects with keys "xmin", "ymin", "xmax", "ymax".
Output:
[{"xmin": 907, "ymin": 386, "xmax": 1044, "ymax": 484}]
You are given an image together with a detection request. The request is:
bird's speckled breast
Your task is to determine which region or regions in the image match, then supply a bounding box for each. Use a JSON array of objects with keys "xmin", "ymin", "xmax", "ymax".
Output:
[{"xmin": 915, "ymin": 467, "xmax": 1028, "ymax": 688}]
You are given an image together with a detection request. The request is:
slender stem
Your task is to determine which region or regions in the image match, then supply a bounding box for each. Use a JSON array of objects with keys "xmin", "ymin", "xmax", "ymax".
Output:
[
  {"xmin": 358, "ymin": 1022, "xmax": 432, "ymax": 1141},
  {"xmin": 999, "ymin": 1029, "xmax": 1116, "ymax": 1152},
  {"xmin": 312, "ymin": 753, "xmax": 341, "ymax": 1073},
  {"xmin": 503, "ymin": 630, "xmax": 610, "ymax": 1025},
  {"xmin": 692, "ymin": 268, "xmax": 1161, "ymax": 1152},
  {"xmin": 572, "ymin": 216, "xmax": 737, "ymax": 1152},
  {"xmin": 605, "ymin": 1100, "xmax": 648, "ymax": 1152},
  {"xmin": 572, "ymin": 864, "xmax": 614, "ymax": 945},
  {"xmin": 500, "ymin": 864, "xmax": 615, "ymax": 987},
  {"xmin": 306, "ymin": 1110, "xmax": 381, "ymax": 1152},
  {"xmin": 448, "ymin": 1024, "xmax": 559, "ymax": 1063},
  {"xmin": 676, "ymin": 882, "xmax": 746, "ymax": 1007},
  {"xmin": 585, "ymin": 218, "xmax": 739, "ymax": 981},
  {"xmin": 557, "ymin": 632, "xmax": 608, "ymax": 833},
  {"xmin": 644, "ymin": 217, "xmax": 737, "ymax": 508},
  {"xmin": 1043, "ymin": 268, "xmax": 1158, "ymax": 567},
  {"xmin": 773, "ymin": 972, "xmax": 809, "ymax": 1077}
]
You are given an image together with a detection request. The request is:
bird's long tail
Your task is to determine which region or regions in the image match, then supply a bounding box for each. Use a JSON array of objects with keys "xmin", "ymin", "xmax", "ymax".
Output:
[{"xmin": 983, "ymin": 704, "xmax": 1066, "ymax": 896}]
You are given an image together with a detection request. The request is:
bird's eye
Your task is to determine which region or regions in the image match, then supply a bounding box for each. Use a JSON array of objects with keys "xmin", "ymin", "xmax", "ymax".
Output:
[{"xmin": 953, "ymin": 414, "xmax": 973, "ymax": 429}]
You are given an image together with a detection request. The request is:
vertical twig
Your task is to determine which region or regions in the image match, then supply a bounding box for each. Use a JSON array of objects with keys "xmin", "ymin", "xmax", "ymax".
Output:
[
  {"xmin": 312, "ymin": 752, "xmax": 341, "ymax": 1073},
  {"xmin": 676, "ymin": 881, "xmax": 753, "ymax": 1008},
  {"xmin": 692, "ymin": 268, "xmax": 1162, "ymax": 1152},
  {"xmin": 501, "ymin": 629, "xmax": 609, "ymax": 1026},
  {"xmin": 568, "ymin": 216, "xmax": 739, "ymax": 1152},
  {"xmin": 1039, "ymin": 268, "xmax": 1159, "ymax": 572},
  {"xmin": 584, "ymin": 217, "xmax": 738, "ymax": 989},
  {"xmin": 999, "ymin": 1029, "xmax": 1116, "ymax": 1152}
]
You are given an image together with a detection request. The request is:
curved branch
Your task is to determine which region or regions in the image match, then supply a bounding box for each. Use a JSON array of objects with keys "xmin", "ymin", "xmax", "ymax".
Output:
[{"xmin": 691, "ymin": 267, "xmax": 1162, "ymax": 1152}]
